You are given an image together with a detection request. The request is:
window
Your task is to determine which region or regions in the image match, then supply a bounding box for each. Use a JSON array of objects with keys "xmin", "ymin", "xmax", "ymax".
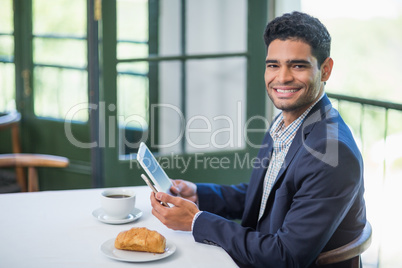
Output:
[
  {"xmin": 5, "ymin": 0, "xmax": 269, "ymax": 189},
  {"xmin": 116, "ymin": 0, "xmax": 250, "ymax": 157},
  {"xmin": 159, "ymin": 0, "xmax": 248, "ymax": 154},
  {"xmin": 32, "ymin": 0, "xmax": 88, "ymax": 121},
  {"xmin": 116, "ymin": 0, "xmax": 150, "ymax": 155},
  {"xmin": 101, "ymin": 0, "xmax": 268, "ymax": 187},
  {"xmin": 0, "ymin": 0, "xmax": 15, "ymax": 112},
  {"xmin": 5, "ymin": 0, "xmax": 93, "ymax": 190}
]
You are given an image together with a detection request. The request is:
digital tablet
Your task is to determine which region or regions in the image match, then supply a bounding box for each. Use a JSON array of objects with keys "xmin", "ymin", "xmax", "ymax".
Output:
[
  {"xmin": 141, "ymin": 174, "xmax": 169, "ymax": 207},
  {"xmin": 137, "ymin": 142, "xmax": 173, "ymax": 194}
]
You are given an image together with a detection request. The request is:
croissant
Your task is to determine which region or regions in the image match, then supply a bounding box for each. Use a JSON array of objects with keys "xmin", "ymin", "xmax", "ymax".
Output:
[{"xmin": 114, "ymin": 227, "xmax": 166, "ymax": 253}]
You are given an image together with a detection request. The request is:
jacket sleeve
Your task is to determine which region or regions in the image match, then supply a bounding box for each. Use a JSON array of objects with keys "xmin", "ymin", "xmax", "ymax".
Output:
[
  {"xmin": 192, "ymin": 139, "xmax": 364, "ymax": 268},
  {"xmin": 196, "ymin": 182, "xmax": 248, "ymax": 220}
]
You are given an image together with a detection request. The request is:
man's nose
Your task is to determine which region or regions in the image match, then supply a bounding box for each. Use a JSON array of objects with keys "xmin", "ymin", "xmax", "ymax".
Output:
[{"xmin": 277, "ymin": 67, "xmax": 293, "ymax": 83}]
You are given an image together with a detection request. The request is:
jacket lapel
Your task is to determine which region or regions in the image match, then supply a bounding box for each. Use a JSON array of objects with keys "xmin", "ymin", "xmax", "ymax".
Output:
[
  {"xmin": 260, "ymin": 95, "xmax": 333, "ymax": 217},
  {"xmin": 242, "ymin": 132, "xmax": 273, "ymax": 228}
]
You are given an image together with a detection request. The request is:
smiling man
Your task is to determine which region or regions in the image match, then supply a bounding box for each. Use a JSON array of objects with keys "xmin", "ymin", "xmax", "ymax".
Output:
[
  {"xmin": 265, "ymin": 39, "xmax": 333, "ymax": 126},
  {"xmin": 150, "ymin": 12, "xmax": 366, "ymax": 268}
]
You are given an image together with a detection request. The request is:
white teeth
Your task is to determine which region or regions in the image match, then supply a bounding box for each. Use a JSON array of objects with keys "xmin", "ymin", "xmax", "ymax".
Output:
[{"xmin": 276, "ymin": 89, "xmax": 298, "ymax": 93}]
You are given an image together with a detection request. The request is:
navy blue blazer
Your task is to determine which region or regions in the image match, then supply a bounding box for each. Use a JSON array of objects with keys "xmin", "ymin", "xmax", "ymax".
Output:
[{"xmin": 193, "ymin": 95, "xmax": 366, "ymax": 268}]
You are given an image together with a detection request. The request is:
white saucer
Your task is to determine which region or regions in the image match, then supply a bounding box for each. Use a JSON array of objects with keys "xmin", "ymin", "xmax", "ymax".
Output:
[
  {"xmin": 92, "ymin": 208, "xmax": 142, "ymax": 224},
  {"xmin": 100, "ymin": 238, "xmax": 176, "ymax": 262}
]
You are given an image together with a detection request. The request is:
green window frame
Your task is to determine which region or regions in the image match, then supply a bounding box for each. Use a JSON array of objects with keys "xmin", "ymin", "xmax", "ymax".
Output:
[
  {"xmin": 3, "ymin": 0, "xmax": 271, "ymax": 189},
  {"xmin": 101, "ymin": 0, "xmax": 270, "ymax": 187},
  {"xmin": 6, "ymin": 0, "xmax": 93, "ymax": 190}
]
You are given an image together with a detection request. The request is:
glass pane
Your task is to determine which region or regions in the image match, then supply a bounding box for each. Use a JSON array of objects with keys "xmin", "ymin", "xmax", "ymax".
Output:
[
  {"xmin": 117, "ymin": 62, "xmax": 149, "ymax": 79},
  {"xmin": 158, "ymin": 58, "xmax": 248, "ymax": 154},
  {"xmin": 117, "ymin": 0, "xmax": 148, "ymax": 41},
  {"xmin": 185, "ymin": 57, "xmax": 247, "ymax": 153},
  {"xmin": 159, "ymin": 0, "xmax": 181, "ymax": 56},
  {"xmin": 34, "ymin": 67, "xmax": 88, "ymax": 121},
  {"xmin": 117, "ymin": 43, "xmax": 148, "ymax": 64},
  {"xmin": 0, "ymin": 0, "xmax": 15, "ymax": 112},
  {"xmin": 0, "ymin": 63, "xmax": 16, "ymax": 111},
  {"xmin": 117, "ymin": 70, "xmax": 149, "ymax": 155},
  {"xmin": 158, "ymin": 61, "xmax": 182, "ymax": 154},
  {"xmin": 33, "ymin": 0, "xmax": 86, "ymax": 36},
  {"xmin": 0, "ymin": 36, "xmax": 14, "ymax": 58},
  {"xmin": 117, "ymin": 73, "xmax": 149, "ymax": 128},
  {"xmin": 0, "ymin": 0, "xmax": 13, "ymax": 33},
  {"xmin": 33, "ymin": 38, "xmax": 86, "ymax": 67},
  {"xmin": 117, "ymin": 0, "xmax": 148, "ymax": 60},
  {"xmin": 186, "ymin": 0, "xmax": 247, "ymax": 54}
]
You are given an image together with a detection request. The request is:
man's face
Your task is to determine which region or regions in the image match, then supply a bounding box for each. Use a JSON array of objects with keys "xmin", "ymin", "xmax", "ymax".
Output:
[{"xmin": 264, "ymin": 39, "xmax": 332, "ymax": 125}]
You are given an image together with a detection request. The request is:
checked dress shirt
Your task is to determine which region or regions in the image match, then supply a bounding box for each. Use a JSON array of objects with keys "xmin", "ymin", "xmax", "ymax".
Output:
[{"xmin": 258, "ymin": 95, "xmax": 323, "ymax": 220}]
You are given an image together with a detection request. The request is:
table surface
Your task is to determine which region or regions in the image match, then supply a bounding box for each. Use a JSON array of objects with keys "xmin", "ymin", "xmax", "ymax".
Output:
[{"xmin": 0, "ymin": 186, "xmax": 237, "ymax": 268}]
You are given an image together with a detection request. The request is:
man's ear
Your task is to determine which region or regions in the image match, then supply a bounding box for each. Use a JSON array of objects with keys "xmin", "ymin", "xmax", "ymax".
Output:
[{"xmin": 321, "ymin": 57, "xmax": 334, "ymax": 82}]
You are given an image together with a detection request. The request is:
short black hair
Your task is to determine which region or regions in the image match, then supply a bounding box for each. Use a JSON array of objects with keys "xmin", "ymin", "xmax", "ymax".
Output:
[{"xmin": 263, "ymin": 11, "xmax": 331, "ymax": 68}]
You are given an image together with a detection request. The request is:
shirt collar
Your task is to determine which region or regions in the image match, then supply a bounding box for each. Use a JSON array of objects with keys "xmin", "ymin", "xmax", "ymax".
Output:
[{"xmin": 270, "ymin": 93, "xmax": 324, "ymax": 143}]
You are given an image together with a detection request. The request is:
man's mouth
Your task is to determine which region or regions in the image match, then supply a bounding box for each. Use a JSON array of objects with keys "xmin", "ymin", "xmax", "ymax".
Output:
[{"xmin": 276, "ymin": 88, "xmax": 299, "ymax": 93}]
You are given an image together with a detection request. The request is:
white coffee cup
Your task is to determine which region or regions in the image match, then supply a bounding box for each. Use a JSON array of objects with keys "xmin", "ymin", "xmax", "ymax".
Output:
[{"xmin": 100, "ymin": 189, "xmax": 136, "ymax": 219}]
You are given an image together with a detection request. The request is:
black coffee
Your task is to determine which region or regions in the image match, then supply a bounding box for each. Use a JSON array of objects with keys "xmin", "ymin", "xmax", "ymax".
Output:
[{"xmin": 106, "ymin": 194, "xmax": 130, "ymax": 198}]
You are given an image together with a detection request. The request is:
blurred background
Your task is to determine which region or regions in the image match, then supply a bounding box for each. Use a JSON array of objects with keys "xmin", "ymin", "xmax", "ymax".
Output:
[{"xmin": 1, "ymin": 0, "xmax": 401, "ymax": 266}]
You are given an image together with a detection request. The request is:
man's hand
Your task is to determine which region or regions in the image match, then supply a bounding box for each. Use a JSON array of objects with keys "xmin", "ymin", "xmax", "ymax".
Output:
[
  {"xmin": 170, "ymin": 179, "xmax": 198, "ymax": 204},
  {"xmin": 150, "ymin": 191, "xmax": 200, "ymax": 231}
]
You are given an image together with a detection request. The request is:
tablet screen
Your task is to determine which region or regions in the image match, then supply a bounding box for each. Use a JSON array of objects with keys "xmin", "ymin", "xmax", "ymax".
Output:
[{"xmin": 138, "ymin": 143, "xmax": 172, "ymax": 193}]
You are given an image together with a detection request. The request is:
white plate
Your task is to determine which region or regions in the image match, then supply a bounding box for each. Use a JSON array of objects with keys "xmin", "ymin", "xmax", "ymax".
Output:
[
  {"xmin": 100, "ymin": 238, "xmax": 176, "ymax": 262},
  {"xmin": 92, "ymin": 208, "xmax": 142, "ymax": 224}
]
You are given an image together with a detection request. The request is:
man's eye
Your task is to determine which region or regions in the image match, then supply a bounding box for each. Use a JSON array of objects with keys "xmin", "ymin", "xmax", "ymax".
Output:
[
  {"xmin": 266, "ymin": 64, "xmax": 278, "ymax": 68},
  {"xmin": 294, "ymin": 65, "xmax": 306, "ymax": 69}
]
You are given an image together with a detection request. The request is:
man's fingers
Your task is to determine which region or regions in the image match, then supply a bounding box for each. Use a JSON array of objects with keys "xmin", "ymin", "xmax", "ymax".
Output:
[
  {"xmin": 150, "ymin": 192, "xmax": 161, "ymax": 209},
  {"xmin": 170, "ymin": 185, "xmax": 180, "ymax": 195},
  {"xmin": 150, "ymin": 191, "xmax": 199, "ymax": 231},
  {"xmin": 150, "ymin": 192, "xmax": 169, "ymax": 217},
  {"xmin": 156, "ymin": 192, "xmax": 177, "ymax": 205},
  {"xmin": 170, "ymin": 180, "xmax": 184, "ymax": 195}
]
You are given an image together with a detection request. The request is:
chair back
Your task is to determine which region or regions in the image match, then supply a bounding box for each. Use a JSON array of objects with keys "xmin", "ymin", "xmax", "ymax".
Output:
[
  {"xmin": 0, "ymin": 111, "xmax": 69, "ymax": 192},
  {"xmin": 0, "ymin": 111, "xmax": 26, "ymax": 191},
  {"xmin": 0, "ymin": 154, "xmax": 69, "ymax": 192},
  {"xmin": 316, "ymin": 221, "xmax": 372, "ymax": 267}
]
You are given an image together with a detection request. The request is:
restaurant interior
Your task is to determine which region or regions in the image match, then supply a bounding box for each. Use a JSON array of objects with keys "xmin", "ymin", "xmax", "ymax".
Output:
[{"xmin": 1, "ymin": 0, "xmax": 402, "ymax": 267}]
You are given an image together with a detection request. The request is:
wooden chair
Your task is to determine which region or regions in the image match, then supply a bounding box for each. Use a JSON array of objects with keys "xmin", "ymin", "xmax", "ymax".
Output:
[
  {"xmin": 316, "ymin": 221, "xmax": 372, "ymax": 267},
  {"xmin": 0, "ymin": 111, "xmax": 69, "ymax": 192},
  {"xmin": 0, "ymin": 111, "xmax": 22, "ymax": 153},
  {"xmin": 0, "ymin": 111, "xmax": 26, "ymax": 191},
  {"xmin": 0, "ymin": 153, "xmax": 69, "ymax": 192}
]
